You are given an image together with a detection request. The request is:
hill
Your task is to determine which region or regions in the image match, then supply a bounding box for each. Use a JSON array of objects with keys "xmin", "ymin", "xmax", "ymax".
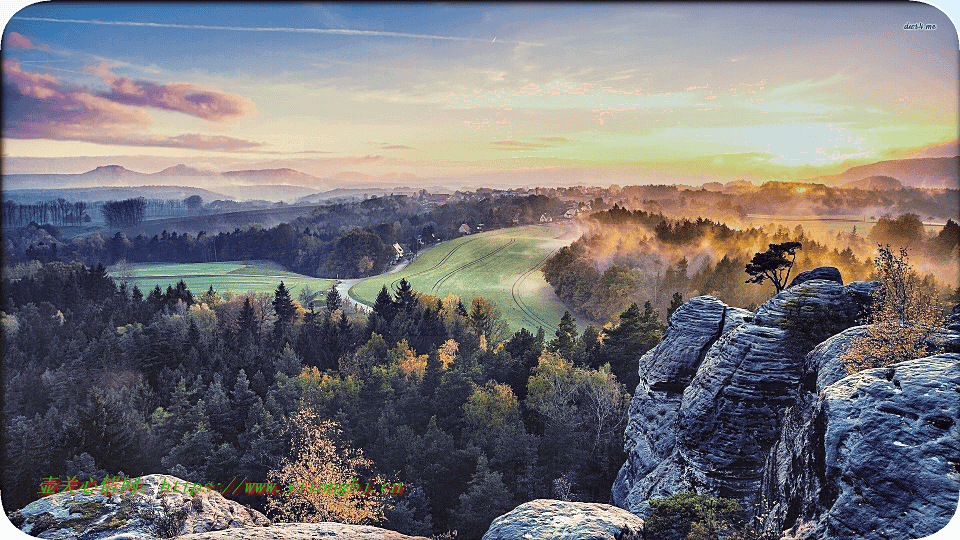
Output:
[
  {"xmin": 839, "ymin": 156, "xmax": 958, "ymax": 188},
  {"xmin": 841, "ymin": 174, "xmax": 903, "ymax": 190}
]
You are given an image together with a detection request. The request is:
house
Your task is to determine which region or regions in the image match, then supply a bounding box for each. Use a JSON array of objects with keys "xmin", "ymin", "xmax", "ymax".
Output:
[
  {"xmin": 563, "ymin": 209, "xmax": 577, "ymax": 219},
  {"xmin": 392, "ymin": 243, "xmax": 404, "ymax": 260},
  {"xmin": 539, "ymin": 213, "xmax": 553, "ymax": 223},
  {"xmin": 459, "ymin": 223, "xmax": 471, "ymax": 234}
]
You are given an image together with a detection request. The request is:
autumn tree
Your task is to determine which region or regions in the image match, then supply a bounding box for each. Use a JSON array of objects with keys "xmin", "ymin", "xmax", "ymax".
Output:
[
  {"xmin": 266, "ymin": 408, "xmax": 386, "ymax": 524},
  {"xmin": 744, "ymin": 241, "xmax": 802, "ymax": 292},
  {"xmin": 841, "ymin": 245, "xmax": 946, "ymax": 373}
]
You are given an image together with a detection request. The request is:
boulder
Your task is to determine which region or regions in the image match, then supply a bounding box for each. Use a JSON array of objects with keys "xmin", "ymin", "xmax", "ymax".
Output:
[
  {"xmin": 763, "ymin": 354, "xmax": 960, "ymax": 540},
  {"xmin": 8, "ymin": 474, "xmax": 269, "ymax": 539},
  {"xmin": 613, "ymin": 271, "xmax": 875, "ymax": 515},
  {"xmin": 788, "ymin": 267, "xmax": 842, "ymax": 288},
  {"xmin": 177, "ymin": 522, "xmax": 430, "ymax": 540},
  {"xmin": 482, "ymin": 499, "xmax": 643, "ymax": 540}
]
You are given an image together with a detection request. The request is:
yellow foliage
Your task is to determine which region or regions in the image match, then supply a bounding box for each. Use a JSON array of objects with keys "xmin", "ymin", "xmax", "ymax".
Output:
[
  {"xmin": 390, "ymin": 340, "xmax": 428, "ymax": 380},
  {"xmin": 438, "ymin": 339, "xmax": 459, "ymax": 369},
  {"xmin": 842, "ymin": 246, "xmax": 946, "ymax": 373},
  {"xmin": 464, "ymin": 381, "xmax": 519, "ymax": 429},
  {"xmin": 267, "ymin": 409, "xmax": 385, "ymax": 524}
]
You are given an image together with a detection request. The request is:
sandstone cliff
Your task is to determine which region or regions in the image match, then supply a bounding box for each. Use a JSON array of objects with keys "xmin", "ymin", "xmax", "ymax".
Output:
[{"xmin": 611, "ymin": 267, "xmax": 960, "ymax": 539}]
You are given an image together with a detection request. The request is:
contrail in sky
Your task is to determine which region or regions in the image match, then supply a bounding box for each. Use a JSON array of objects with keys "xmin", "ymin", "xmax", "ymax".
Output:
[{"xmin": 13, "ymin": 16, "xmax": 544, "ymax": 46}]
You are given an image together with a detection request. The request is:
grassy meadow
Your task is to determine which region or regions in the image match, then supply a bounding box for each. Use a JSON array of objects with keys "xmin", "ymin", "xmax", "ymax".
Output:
[
  {"xmin": 351, "ymin": 224, "xmax": 580, "ymax": 332},
  {"xmin": 109, "ymin": 260, "xmax": 335, "ymax": 299}
]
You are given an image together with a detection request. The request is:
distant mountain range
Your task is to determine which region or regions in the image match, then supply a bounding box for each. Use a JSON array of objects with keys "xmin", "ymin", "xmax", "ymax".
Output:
[{"xmin": 4, "ymin": 155, "xmax": 957, "ymax": 204}]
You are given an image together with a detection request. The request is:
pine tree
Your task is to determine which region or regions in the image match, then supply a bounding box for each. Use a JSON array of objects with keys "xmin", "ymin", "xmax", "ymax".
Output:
[
  {"xmin": 373, "ymin": 285, "xmax": 396, "ymax": 323},
  {"xmin": 455, "ymin": 456, "xmax": 514, "ymax": 539},
  {"xmin": 601, "ymin": 302, "xmax": 664, "ymax": 390},
  {"xmin": 548, "ymin": 311, "xmax": 578, "ymax": 360},
  {"xmin": 668, "ymin": 292, "xmax": 684, "ymax": 320},
  {"xmin": 273, "ymin": 281, "xmax": 297, "ymax": 340},
  {"xmin": 394, "ymin": 278, "xmax": 418, "ymax": 314},
  {"xmin": 326, "ymin": 287, "xmax": 342, "ymax": 313}
]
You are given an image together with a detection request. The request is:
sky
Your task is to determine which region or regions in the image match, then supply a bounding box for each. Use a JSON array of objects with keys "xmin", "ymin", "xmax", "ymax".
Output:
[{"xmin": 1, "ymin": 2, "xmax": 958, "ymax": 185}]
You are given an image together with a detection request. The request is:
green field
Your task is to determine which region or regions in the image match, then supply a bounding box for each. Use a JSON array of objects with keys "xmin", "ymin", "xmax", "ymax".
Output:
[
  {"xmin": 350, "ymin": 224, "xmax": 579, "ymax": 332},
  {"xmin": 109, "ymin": 260, "xmax": 335, "ymax": 298}
]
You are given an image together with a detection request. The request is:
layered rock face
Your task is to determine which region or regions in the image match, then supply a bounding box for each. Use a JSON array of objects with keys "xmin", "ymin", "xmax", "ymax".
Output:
[
  {"xmin": 763, "ymin": 350, "xmax": 960, "ymax": 538},
  {"xmin": 481, "ymin": 499, "xmax": 643, "ymax": 540},
  {"xmin": 613, "ymin": 270, "xmax": 875, "ymax": 515},
  {"xmin": 612, "ymin": 266, "xmax": 960, "ymax": 539},
  {"xmin": 9, "ymin": 474, "xmax": 269, "ymax": 539}
]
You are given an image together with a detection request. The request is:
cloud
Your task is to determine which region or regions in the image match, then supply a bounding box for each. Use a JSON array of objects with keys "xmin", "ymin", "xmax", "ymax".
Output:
[
  {"xmin": 382, "ymin": 144, "xmax": 414, "ymax": 149},
  {"xmin": 491, "ymin": 140, "xmax": 548, "ymax": 149},
  {"xmin": 352, "ymin": 155, "xmax": 383, "ymax": 163},
  {"xmin": 88, "ymin": 63, "xmax": 257, "ymax": 122},
  {"xmin": 3, "ymin": 31, "xmax": 35, "ymax": 49},
  {"xmin": 78, "ymin": 133, "xmax": 264, "ymax": 151},
  {"xmin": 538, "ymin": 136, "xmax": 570, "ymax": 143},
  {"xmin": 2, "ymin": 60, "xmax": 263, "ymax": 152},
  {"xmin": 14, "ymin": 16, "xmax": 544, "ymax": 46}
]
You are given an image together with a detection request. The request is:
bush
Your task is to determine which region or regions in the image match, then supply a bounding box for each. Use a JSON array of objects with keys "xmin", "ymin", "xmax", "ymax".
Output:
[
  {"xmin": 841, "ymin": 245, "xmax": 945, "ymax": 373},
  {"xmin": 645, "ymin": 491, "xmax": 742, "ymax": 540}
]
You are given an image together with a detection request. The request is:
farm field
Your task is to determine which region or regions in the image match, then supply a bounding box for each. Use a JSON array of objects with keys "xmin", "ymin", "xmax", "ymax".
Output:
[
  {"xmin": 108, "ymin": 260, "xmax": 335, "ymax": 299},
  {"xmin": 350, "ymin": 223, "xmax": 581, "ymax": 332}
]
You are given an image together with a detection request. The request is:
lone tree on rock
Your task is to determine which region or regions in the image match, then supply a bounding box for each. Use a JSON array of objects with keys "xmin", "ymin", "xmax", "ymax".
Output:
[{"xmin": 745, "ymin": 241, "xmax": 802, "ymax": 293}]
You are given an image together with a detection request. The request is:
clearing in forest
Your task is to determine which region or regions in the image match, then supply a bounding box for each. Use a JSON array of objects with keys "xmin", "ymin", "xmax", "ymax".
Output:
[{"xmin": 350, "ymin": 223, "xmax": 580, "ymax": 332}]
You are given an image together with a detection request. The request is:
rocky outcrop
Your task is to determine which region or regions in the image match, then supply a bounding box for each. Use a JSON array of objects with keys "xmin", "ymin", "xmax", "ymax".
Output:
[
  {"xmin": 612, "ymin": 273, "xmax": 876, "ymax": 516},
  {"xmin": 763, "ymin": 354, "xmax": 960, "ymax": 540},
  {"xmin": 613, "ymin": 297, "xmax": 752, "ymax": 509},
  {"xmin": 9, "ymin": 474, "xmax": 269, "ymax": 539},
  {"xmin": 788, "ymin": 266, "xmax": 842, "ymax": 288},
  {"xmin": 482, "ymin": 499, "xmax": 643, "ymax": 540},
  {"xmin": 177, "ymin": 522, "xmax": 430, "ymax": 540}
]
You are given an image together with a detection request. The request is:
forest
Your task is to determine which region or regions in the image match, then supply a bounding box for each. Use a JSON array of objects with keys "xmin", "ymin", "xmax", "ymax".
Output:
[
  {"xmin": 1, "ymin": 262, "xmax": 667, "ymax": 538},
  {"xmin": 1, "ymin": 194, "xmax": 568, "ymax": 279},
  {"xmin": 542, "ymin": 206, "xmax": 960, "ymax": 323}
]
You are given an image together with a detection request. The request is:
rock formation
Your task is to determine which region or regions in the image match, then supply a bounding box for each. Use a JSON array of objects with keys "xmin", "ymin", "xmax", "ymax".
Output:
[
  {"xmin": 9, "ymin": 474, "xmax": 269, "ymax": 539},
  {"xmin": 177, "ymin": 522, "xmax": 430, "ymax": 540},
  {"xmin": 611, "ymin": 266, "xmax": 960, "ymax": 539},
  {"xmin": 481, "ymin": 499, "xmax": 643, "ymax": 540},
  {"xmin": 613, "ymin": 270, "xmax": 875, "ymax": 515},
  {"xmin": 8, "ymin": 473, "xmax": 430, "ymax": 540},
  {"xmin": 762, "ymin": 347, "xmax": 960, "ymax": 539}
]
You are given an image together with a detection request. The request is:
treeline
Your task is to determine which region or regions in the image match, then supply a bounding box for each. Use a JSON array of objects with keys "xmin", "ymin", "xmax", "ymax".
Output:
[
  {"xmin": 542, "ymin": 208, "xmax": 960, "ymax": 323},
  {"xmin": 102, "ymin": 198, "xmax": 147, "ymax": 228},
  {"xmin": 2, "ymin": 263, "xmax": 665, "ymax": 538},
  {"xmin": 3, "ymin": 194, "xmax": 570, "ymax": 279},
  {"xmin": 2, "ymin": 199, "xmax": 89, "ymax": 227}
]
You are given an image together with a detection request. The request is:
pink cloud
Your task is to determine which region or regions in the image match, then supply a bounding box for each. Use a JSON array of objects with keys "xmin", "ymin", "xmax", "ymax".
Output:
[
  {"xmin": 538, "ymin": 137, "xmax": 570, "ymax": 143},
  {"xmin": 2, "ymin": 60, "xmax": 263, "ymax": 152},
  {"xmin": 3, "ymin": 32, "xmax": 35, "ymax": 49},
  {"xmin": 382, "ymin": 144, "xmax": 414, "ymax": 150},
  {"xmin": 88, "ymin": 62, "xmax": 257, "ymax": 122}
]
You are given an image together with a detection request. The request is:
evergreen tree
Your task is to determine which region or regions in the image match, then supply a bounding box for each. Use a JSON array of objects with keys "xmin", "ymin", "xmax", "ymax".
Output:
[
  {"xmin": 325, "ymin": 287, "xmax": 342, "ymax": 313},
  {"xmin": 668, "ymin": 292, "xmax": 684, "ymax": 320},
  {"xmin": 374, "ymin": 285, "xmax": 395, "ymax": 320},
  {"xmin": 394, "ymin": 278, "xmax": 417, "ymax": 314},
  {"xmin": 548, "ymin": 311, "xmax": 578, "ymax": 360},
  {"xmin": 273, "ymin": 281, "xmax": 297, "ymax": 340},
  {"xmin": 455, "ymin": 457, "xmax": 514, "ymax": 540},
  {"xmin": 601, "ymin": 302, "xmax": 664, "ymax": 389}
]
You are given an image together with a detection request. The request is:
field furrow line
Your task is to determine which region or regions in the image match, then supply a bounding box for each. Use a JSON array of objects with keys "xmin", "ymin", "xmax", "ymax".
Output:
[{"xmin": 431, "ymin": 239, "xmax": 516, "ymax": 291}]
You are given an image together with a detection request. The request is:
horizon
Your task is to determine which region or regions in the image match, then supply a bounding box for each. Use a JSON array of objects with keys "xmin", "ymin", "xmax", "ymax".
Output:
[{"xmin": 2, "ymin": 3, "xmax": 959, "ymax": 190}]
